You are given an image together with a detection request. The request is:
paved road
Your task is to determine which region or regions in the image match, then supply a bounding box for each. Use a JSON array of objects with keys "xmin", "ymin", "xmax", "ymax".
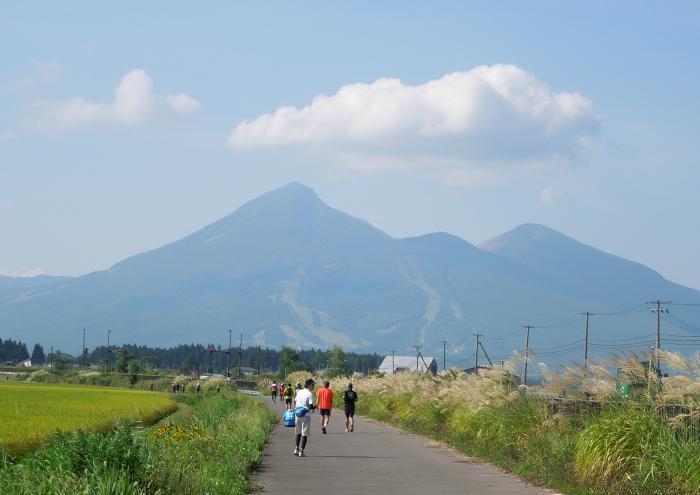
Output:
[{"xmin": 252, "ymin": 398, "xmax": 552, "ymax": 495}]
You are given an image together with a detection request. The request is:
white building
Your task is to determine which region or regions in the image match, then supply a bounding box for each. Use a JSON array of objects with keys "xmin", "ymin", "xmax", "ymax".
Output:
[{"xmin": 378, "ymin": 355, "xmax": 437, "ymax": 375}]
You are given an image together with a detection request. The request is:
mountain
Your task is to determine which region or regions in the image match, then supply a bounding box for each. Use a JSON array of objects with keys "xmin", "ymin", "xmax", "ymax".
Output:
[
  {"xmin": 1, "ymin": 184, "xmax": 698, "ymax": 367},
  {"xmin": 479, "ymin": 223, "xmax": 695, "ymax": 303}
]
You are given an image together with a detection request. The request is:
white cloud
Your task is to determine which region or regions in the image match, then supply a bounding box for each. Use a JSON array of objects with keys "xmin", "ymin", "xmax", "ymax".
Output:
[
  {"xmin": 10, "ymin": 61, "xmax": 63, "ymax": 90},
  {"xmin": 22, "ymin": 69, "xmax": 200, "ymax": 134},
  {"xmin": 228, "ymin": 64, "xmax": 599, "ymax": 184},
  {"xmin": 0, "ymin": 267, "xmax": 46, "ymax": 278},
  {"xmin": 0, "ymin": 130, "xmax": 19, "ymax": 141},
  {"xmin": 540, "ymin": 185, "xmax": 563, "ymax": 206}
]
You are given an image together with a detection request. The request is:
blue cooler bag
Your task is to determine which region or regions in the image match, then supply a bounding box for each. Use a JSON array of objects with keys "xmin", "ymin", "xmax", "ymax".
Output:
[{"xmin": 283, "ymin": 409, "xmax": 296, "ymax": 427}]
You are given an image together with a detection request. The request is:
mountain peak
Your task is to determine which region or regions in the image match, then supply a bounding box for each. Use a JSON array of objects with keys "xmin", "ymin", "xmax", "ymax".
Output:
[
  {"xmin": 262, "ymin": 181, "xmax": 319, "ymax": 200},
  {"xmin": 479, "ymin": 223, "xmax": 565, "ymax": 252}
]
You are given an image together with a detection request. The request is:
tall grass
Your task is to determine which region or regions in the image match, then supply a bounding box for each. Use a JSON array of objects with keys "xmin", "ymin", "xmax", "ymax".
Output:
[
  {"xmin": 576, "ymin": 406, "xmax": 700, "ymax": 494},
  {"xmin": 342, "ymin": 351, "xmax": 700, "ymax": 495}
]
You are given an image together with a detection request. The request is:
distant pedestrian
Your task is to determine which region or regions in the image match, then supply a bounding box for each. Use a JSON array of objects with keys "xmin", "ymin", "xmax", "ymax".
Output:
[
  {"xmin": 317, "ymin": 380, "xmax": 334, "ymax": 434},
  {"xmin": 293, "ymin": 378, "xmax": 316, "ymax": 457},
  {"xmin": 149, "ymin": 382, "xmax": 154, "ymax": 391},
  {"xmin": 343, "ymin": 383, "xmax": 358, "ymax": 432},
  {"xmin": 284, "ymin": 383, "xmax": 294, "ymax": 409},
  {"xmin": 196, "ymin": 381, "xmax": 201, "ymax": 394},
  {"xmin": 171, "ymin": 382, "xmax": 177, "ymax": 394},
  {"xmin": 216, "ymin": 383, "xmax": 221, "ymax": 393},
  {"xmin": 271, "ymin": 381, "xmax": 278, "ymax": 402}
]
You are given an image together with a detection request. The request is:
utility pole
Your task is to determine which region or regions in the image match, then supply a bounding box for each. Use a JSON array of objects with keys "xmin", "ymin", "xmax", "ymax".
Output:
[
  {"xmin": 413, "ymin": 345, "xmax": 422, "ymax": 371},
  {"xmin": 238, "ymin": 333, "xmax": 243, "ymax": 378},
  {"xmin": 440, "ymin": 339, "xmax": 447, "ymax": 371},
  {"xmin": 523, "ymin": 325, "xmax": 532, "ymax": 386},
  {"xmin": 227, "ymin": 330, "xmax": 232, "ymax": 378},
  {"xmin": 479, "ymin": 341, "xmax": 493, "ymax": 367},
  {"xmin": 106, "ymin": 329, "xmax": 111, "ymax": 374},
  {"xmin": 391, "ymin": 350, "xmax": 395, "ymax": 374},
  {"xmin": 474, "ymin": 333, "xmax": 481, "ymax": 374},
  {"xmin": 648, "ymin": 300, "xmax": 670, "ymax": 376},
  {"xmin": 81, "ymin": 328, "xmax": 86, "ymax": 369},
  {"xmin": 581, "ymin": 312, "xmax": 594, "ymax": 374}
]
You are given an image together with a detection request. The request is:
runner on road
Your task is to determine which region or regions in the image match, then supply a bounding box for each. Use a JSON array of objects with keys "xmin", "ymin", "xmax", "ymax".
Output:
[
  {"xmin": 343, "ymin": 383, "xmax": 358, "ymax": 432},
  {"xmin": 284, "ymin": 383, "xmax": 294, "ymax": 409},
  {"xmin": 293, "ymin": 378, "xmax": 316, "ymax": 457},
  {"xmin": 271, "ymin": 380, "xmax": 278, "ymax": 402},
  {"xmin": 316, "ymin": 380, "xmax": 334, "ymax": 434},
  {"xmin": 293, "ymin": 381, "xmax": 302, "ymax": 401}
]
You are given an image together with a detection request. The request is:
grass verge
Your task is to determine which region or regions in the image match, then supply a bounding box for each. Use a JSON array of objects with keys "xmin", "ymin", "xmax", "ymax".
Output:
[{"xmin": 352, "ymin": 371, "xmax": 699, "ymax": 495}]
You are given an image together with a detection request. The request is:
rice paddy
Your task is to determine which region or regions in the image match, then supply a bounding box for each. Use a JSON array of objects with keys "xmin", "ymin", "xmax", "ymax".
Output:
[{"xmin": 0, "ymin": 382, "xmax": 175, "ymax": 454}]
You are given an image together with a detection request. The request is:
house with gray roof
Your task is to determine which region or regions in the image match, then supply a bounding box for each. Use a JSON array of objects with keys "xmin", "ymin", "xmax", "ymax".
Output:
[{"xmin": 378, "ymin": 355, "xmax": 437, "ymax": 375}]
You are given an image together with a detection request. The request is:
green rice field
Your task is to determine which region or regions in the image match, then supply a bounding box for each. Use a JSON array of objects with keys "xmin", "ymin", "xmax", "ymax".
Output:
[{"xmin": 0, "ymin": 382, "xmax": 176, "ymax": 454}]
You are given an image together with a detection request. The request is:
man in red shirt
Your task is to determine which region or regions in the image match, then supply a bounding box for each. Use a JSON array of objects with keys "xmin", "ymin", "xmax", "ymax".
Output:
[{"xmin": 316, "ymin": 380, "xmax": 334, "ymax": 434}]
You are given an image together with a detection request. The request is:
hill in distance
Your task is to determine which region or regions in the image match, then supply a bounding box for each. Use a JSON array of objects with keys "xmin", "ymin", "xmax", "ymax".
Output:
[{"xmin": 1, "ymin": 182, "xmax": 698, "ymax": 368}]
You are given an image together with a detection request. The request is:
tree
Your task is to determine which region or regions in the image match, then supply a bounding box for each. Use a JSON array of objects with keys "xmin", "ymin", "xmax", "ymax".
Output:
[
  {"xmin": 51, "ymin": 350, "xmax": 75, "ymax": 371},
  {"xmin": 31, "ymin": 343, "xmax": 45, "ymax": 365},
  {"xmin": 0, "ymin": 338, "xmax": 30, "ymax": 362},
  {"xmin": 116, "ymin": 348, "xmax": 130, "ymax": 373},
  {"xmin": 128, "ymin": 359, "xmax": 140, "ymax": 384},
  {"xmin": 181, "ymin": 353, "xmax": 196, "ymax": 374},
  {"xmin": 328, "ymin": 345, "xmax": 350, "ymax": 377},
  {"xmin": 313, "ymin": 348, "xmax": 323, "ymax": 371},
  {"xmin": 278, "ymin": 346, "xmax": 304, "ymax": 377}
]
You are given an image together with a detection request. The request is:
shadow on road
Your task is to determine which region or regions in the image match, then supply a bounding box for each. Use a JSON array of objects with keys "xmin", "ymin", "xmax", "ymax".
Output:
[{"xmin": 311, "ymin": 455, "xmax": 395, "ymax": 459}]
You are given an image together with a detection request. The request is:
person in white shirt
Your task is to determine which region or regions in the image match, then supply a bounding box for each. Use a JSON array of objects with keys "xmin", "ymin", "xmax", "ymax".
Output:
[{"xmin": 293, "ymin": 378, "xmax": 316, "ymax": 457}]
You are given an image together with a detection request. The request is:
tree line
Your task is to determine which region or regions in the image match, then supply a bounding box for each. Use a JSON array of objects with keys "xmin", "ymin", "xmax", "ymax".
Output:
[
  {"xmin": 1, "ymin": 337, "xmax": 382, "ymax": 375},
  {"xmin": 0, "ymin": 338, "xmax": 45, "ymax": 364},
  {"xmin": 85, "ymin": 343, "xmax": 381, "ymax": 375}
]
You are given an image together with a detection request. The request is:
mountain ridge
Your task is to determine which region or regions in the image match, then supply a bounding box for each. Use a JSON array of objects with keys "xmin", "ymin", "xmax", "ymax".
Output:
[{"xmin": 1, "ymin": 183, "xmax": 698, "ymax": 364}]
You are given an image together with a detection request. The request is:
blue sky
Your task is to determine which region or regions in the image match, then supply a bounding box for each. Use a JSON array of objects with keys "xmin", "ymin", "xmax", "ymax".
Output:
[{"xmin": 1, "ymin": 2, "xmax": 699, "ymax": 290}]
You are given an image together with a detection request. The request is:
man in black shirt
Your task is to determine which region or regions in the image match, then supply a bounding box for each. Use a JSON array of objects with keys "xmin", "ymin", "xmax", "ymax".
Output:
[{"xmin": 343, "ymin": 383, "xmax": 358, "ymax": 432}]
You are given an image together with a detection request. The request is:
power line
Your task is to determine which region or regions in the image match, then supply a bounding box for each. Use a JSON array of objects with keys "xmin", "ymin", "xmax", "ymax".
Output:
[
  {"xmin": 590, "ymin": 334, "xmax": 656, "ymax": 343},
  {"xmin": 664, "ymin": 314, "xmax": 700, "ymax": 334},
  {"xmin": 531, "ymin": 340, "xmax": 585, "ymax": 351},
  {"xmin": 596, "ymin": 303, "xmax": 649, "ymax": 316}
]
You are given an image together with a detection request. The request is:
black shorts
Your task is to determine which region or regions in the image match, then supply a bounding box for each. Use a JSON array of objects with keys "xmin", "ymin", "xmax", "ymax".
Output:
[
  {"xmin": 344, "ymin": 405, "xmax": 355, "ymax": 417},
  {"xmin": 320, "ymin": 408, "xmax": 331, "ymax": 417}
]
